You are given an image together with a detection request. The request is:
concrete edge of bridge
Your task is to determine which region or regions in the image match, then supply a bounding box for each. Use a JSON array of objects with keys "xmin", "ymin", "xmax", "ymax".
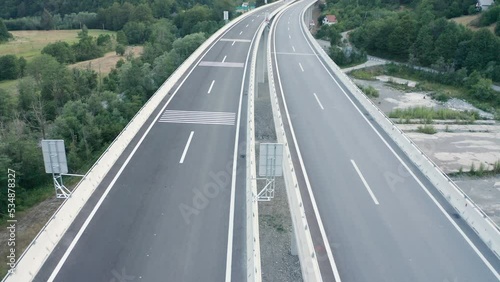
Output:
[{"xmin": 265, "ymin": 2, "xmax": 326, "ymax": 281}]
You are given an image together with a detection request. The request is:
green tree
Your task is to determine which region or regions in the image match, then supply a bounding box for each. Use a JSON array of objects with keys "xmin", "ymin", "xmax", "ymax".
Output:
[
  {"xmin": 131, "ymin": 4, "xmax": 154, "ymax": 23},
  {"xmin": 52, "ymin": 100, "xmax": 102, "ymax": 167},
  {"xmin": 96, "ymin": 34, "xmax": 112, "ymax": 47},
  {"xmin": 87, "ymin": 91, "xmax": 128, "ymax": 142},
  {"xmin": 115, "ymin": 44, "xmax": 126, "ymax": 55},
  {"xmin": 41, "ymin": 41, "xmax": 76, "ymax": 64},
  {"xmin": 0, "ymin": 89, "xmax": 14, "ymax": 121},
  {"xmin": 123, "ymin": 21, "xmax": 149, "ymax": 44},
  {"xmin": 0, "ymin": 19, "xmax": 13, "ymax": 42},
  {"xmin": 72, "ymin": 26, "xmax": 104, "ymax": 61},
  {"xmin": 17, "ymin": 76, "xmax": 39, "ymax": 112},
  {"xmin": 116, "ymin": 30, "xmax": 128, "ymax": 45},
  {"xmin": 213, "ymin": 0, "xmax": 236, "ymax": 21},
  {"xmin": 71, "ymin": 69, "xmax": 98, "ymax": 99},
  {"xmin": 152, "ymin": 50, "xmax": 181, "ymax": 85},
  {"xmin": 0, "ymin": 55, "xmax": 20, "ymax": 80},
  {"xmin": 463, "ymin": 29, "xmax": 500, "ymax": 71},
  {"xmin": 470, "ymin": 77, "xmax": 495, "ymax": 101},
  {"xmin": 97, "ymin": 2, "xmax": 135, "ymax": 31},
  {"xmin": 141, "ymin": 19, "xmax": 178, "ymax": 64},
  {"xmin": 411, "ymin": 25, "xmax": 435, "ymax": 65},
  {"xmin": 27, "ymin": 54, "xmax": 75, "ymax": 114},
  {"xmin": 40, "ymin": 8, "xmax": 55, "ymax": 30},
  {"xmin": 18, "ymin": 56, "xmax": 27, "ymax": 77},
  {"xmin": 495, "ymin": 18, "xmax": 500, "ymax": 36},
  {"xmin": 176, "ymin": 5, "xmax": 215, "ymax": 36},
  {"xmin": 433, "ymin": 22, "xmax": 461, "ymax": 64},
  {"xmin": 387, "ymin": 13, "xmax": 417, "ymax": 60},
  {"xmin": 152, "ymin": 0, "xmax": 175, "ymax": 18},
  {"xmin": 171, "ymin": 32, "xmax": 207, "ymax": 61}
]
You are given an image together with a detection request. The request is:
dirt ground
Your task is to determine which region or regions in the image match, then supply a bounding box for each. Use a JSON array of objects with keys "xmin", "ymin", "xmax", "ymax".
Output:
[
  {"xmin": 0, "ymin": 196, "xmax": 63, "ymax": 277},
  {"xmin": 69, "ymin": 46, "xmax": 143, "ymax": 75}
]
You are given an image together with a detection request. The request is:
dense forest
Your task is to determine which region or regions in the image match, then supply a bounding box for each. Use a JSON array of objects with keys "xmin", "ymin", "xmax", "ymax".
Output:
[
  {"xmin": 0, "ymin": 0, "xmax": 236, "ymax": 19},
  {"xmin": 0, "ymin": 0, "xmax": 242, "ymax": 217},
  {"xmin": 318, "ymin": 0, "xmax": 500, "ymax": 113}
]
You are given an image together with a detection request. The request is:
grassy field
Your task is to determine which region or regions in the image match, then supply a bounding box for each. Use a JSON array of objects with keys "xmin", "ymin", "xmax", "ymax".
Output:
[
  {"xmin": 389, "ymin": 106, "xmax": 481, "ymax": 121},
  {"xmin": 0, "ymin": 29, "xmax": 116, "ymax": 61},
  {"xmin": 0, "ymin": 29, "xmax": 120, "ymax": 96}
]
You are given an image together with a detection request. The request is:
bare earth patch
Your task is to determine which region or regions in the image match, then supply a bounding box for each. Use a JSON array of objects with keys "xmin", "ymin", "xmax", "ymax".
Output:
[
  {"xmin": 0, "ymin": 196, "xmax": 63, "ymax": 277},
  {"xmin": 450, "ymin": 14, "xmax": 496, "ymax": 33},
  {"xmin": 69, "ymin": 46, "xmax": 144, "ymax": 75}
]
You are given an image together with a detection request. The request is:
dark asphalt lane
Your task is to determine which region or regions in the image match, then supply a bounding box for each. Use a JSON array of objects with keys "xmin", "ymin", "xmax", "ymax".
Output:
[
  {"xmin": 271, "ymin": 1, "xmax": 500, "ymax": 281},
  {"xmin": 32, "ymin": 3, "xmax": 284, "ymax": 282}
]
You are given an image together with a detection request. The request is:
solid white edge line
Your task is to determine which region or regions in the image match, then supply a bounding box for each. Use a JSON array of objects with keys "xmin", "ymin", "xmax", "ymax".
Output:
[
  {"xmin": 208, "ymin": 80, "xmax": 215, "ymax": 94},
  {"xmin": 225, "ymin": 19, "xmax": 264, "ymax": 282},
  {"xmin": 272, "ymin": 5, "xmax": 342, "ymax": 282},
  {"xmin": 297, "ymin": 1, "xmax": 500, "ymax": 279},
  {"xmin": 179, "ymin": 131, "xmax": 194, "ymax": 164},
  {"xmin": 46, "ymin": 12, "xmax": 258, "ymax": 282},
  {"xmin": 350, "ymin": 160, "xmax": 380, "ymax": 205},
  {"xmin": 222, "ymin": 55, "xmax": 227, "ymax": 63},
  {"xmin": 299, "ymin": 62, "xmax": 304, "ymax": 72},
  {"xmin": 313, "ymin": 93, "xmax": 324, "ymax": 110}
]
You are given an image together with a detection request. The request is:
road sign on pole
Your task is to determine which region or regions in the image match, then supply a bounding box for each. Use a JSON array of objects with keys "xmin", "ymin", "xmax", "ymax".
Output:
[
  {"xmin": 42, "ymin": 140, "xmax": 68, "ymax": 174},
  {"xmin": 223, "ymin": 11, "xmax": 229, "ymax": 23},
  {"xmin": 259, "ymin": 143, "xmax": 283, "ymax": 177},
  {"xmin": 257, "ymin": 143, "xmax": 283, "ymax": 201},
  {"xmin": 41, "ymin": 140, "xmax": 71, "ymax": 198}
]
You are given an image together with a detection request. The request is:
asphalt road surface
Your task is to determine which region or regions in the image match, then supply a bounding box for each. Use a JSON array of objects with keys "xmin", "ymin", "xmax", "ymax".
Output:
[
  {"xmin": 270, "ymin": 1, "xmax": 500, "ymax": 281},
  {"xmin": 32, "ymin": 4, "xmax": 282, "ymax": 282}
]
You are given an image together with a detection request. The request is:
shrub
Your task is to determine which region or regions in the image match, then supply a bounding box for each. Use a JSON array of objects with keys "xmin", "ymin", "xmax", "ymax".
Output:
[
  {"xmin": 96, "ymin": 34, "xmax": 112, "ymax": 47},
  {"xmin": 357, "ymin": 84, "xmax": 379, "ymax": 97},
  {"xmin": 416, "ymin": 124, "xmax": 437, "ymax": 134},
  {"xmin": 433, "ymin": 91, "xmax": 450, "ymax": 102},
  {"xmin": 115, "ymin": 44, "xmax": 126, "ymax": 56},
  {"xmin": 0, "ymin": 55, "xmax": 20, "ymax": 80},
  {"xmin": 0, "ymin": 19, "xmax": 12, "ymax": 42},
  {"xmin": 42, "ymin": 41, "xmax": 76, "ymax": 64}
]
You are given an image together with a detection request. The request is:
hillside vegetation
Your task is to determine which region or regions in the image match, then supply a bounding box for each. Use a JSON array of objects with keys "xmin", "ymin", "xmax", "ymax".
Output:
[
  {"xmin": 0, "ymin": 0, "xmax": 247, "ymax": 218},
  {"xmin": 318, "ymin": 0, "xmax": 499, "ymax": 117}
]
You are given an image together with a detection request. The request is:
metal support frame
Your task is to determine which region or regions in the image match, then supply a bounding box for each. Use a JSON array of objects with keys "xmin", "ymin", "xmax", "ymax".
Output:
[
  {"xmin": 52, "ymin": 173, "xmax": 71, "ymax": 199},
  {"xmin": 41, "ymin": 140, "xmax": 84, "ymax": 199},
  {"xmin": 257, "ymin": 153, "xmax": 276, "ymax": 201},
  {"xmin": 257, "ymin": 177, "xmax": 275, "ymax": 201}
]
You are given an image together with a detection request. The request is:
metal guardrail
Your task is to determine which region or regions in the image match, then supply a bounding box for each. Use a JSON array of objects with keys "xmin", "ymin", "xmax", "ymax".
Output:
[
  {"xmin": 266, "ymin": 2, "xmax": 324, "ymax": 281},
  {"xmin": 246, "ymin": 2, "xmax": 302, "ymax": 281}
]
